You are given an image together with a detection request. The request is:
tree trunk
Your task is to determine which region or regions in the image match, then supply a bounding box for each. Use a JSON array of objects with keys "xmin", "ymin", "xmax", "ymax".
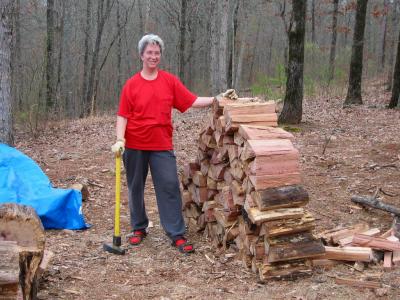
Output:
[
  {"xmin": 278, "ymin": 0, "xmax": 307, "ymax": 125},
  {"xmin": 116, "ymin": 1, "xmax": 122, "ymax": 92},
  {"xmin": 344, "ymin": 0, "xmax": 369, "ymax": 106},
  {"xmin": 328, "ymin": 0, "xmax": 339, "ymax": 83},
  {"xmin": 55, "ymin": 0, "xmax": 65, "ymax": 112},
  {"xmin": 137, "ymin": 0, "xmax": 144, "ymax": 34},
  {"xmin": 0, "ymin": 0, "xmax": 13, "ymax": 145},
  {"xmin": 11, "ymin": 0, "xmax": 21, "ymax": 111},
  {"xmin": 210, "ymin": 0, "xmax": 219, "ymax": 95},
  {"xmin": 86, "ymin": 0, "xmax": 111, "ymax": 116},
  {"xmin": 46, "ymin": 0, "xmax": 55, "ymax": 112},
  {"xmin": 387, "ymin": 0, "xmax": 399, "ymax": 91},
  {"xmin": 389, "ymin": 23, "xmax": 400, "ymax": 108},
  {"xmin": 178, "ymin": 0, "xmax": 187, "ymax": 83},
  {"xmin": 81, "ymin": 0, "xmax": 92, "ymax": 117},
  {"xmin": 219, "ymin": 0, "xmax": 229, "ymax": 91},
  {"xmin": 311, "ymin": 0, "xmax": 316, "ymax": 44},
  {"xmin": 144, "ymin": 0, "xmax": 152, "ymax": 33},
  {"xmin": 380, "ymin": 0, "xmax": 388, "ymax": 72},
  {"xmin": 229, "ymin": 0, "xmax": 240, "ymax": 88}
]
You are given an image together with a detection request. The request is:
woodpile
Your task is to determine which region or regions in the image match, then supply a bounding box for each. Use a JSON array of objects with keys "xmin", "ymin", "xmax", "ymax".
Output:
[
  {"xmin": 319, "ymin": 222, "xmax": 400, "ymax": 271},
  {"xmin": 181, "ymin": 96, "xmax": 325, "ymax": 280},
  {"xmin": 0, "ymin": 203, "xmax": 50, "ymax": 300}
]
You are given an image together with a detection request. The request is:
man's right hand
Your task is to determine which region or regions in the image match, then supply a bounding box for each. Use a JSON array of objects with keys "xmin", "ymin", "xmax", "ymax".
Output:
[{"xmin": 111, "ymin": 139, "xmax": 125, "ymax": 155}]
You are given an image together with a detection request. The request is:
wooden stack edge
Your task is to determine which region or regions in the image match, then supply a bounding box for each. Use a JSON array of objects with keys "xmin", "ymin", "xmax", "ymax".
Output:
[{"xmin": 181, "ymin": 96, "xmax": 325, "ymax": 281}]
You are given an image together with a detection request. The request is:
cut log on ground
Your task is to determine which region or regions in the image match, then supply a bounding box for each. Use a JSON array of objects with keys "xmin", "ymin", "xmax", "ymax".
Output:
[
  {"xmin": 352, "ymin": 234, "xmax": 400, "ymax": 251},
  {"xmin": 323, "ymin": 246, "xmax": 373, "ymax": 262},
  {"xmin": 334, "ymin": 277, "xmax": 381, "ymax": 289},
  {"xmin": 0, "ymin": 203, "xmax": 45, "ymax": 300},
  {"xmin": 351, "ymin": 195, "xmax": 400, "ymax": 216}
]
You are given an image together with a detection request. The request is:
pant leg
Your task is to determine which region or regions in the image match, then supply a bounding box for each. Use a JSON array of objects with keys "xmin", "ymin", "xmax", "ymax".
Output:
[
  {"xmin": 149, "ymin": 150, "xmax": 186, "ymax": 240},
  {"xmin": 123, "ymin": 148, "xmax": 150, "ymax": 231}
]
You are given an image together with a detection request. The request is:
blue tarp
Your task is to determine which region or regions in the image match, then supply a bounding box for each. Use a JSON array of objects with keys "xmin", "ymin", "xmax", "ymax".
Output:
[{"xmin": 0, "ymin": 143, "xmax": 89, "ymax": 230}]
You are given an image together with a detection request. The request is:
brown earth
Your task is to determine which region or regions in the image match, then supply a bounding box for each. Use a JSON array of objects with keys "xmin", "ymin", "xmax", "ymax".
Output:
[{"xmin": 14, "ymin": 82, "xmax": 400, "ymax": 299}]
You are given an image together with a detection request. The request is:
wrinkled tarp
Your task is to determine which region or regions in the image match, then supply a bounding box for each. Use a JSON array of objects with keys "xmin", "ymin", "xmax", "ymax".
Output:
[{"xmin": 0, "ymin": 143, "xmax": 89, "ymax": 229}]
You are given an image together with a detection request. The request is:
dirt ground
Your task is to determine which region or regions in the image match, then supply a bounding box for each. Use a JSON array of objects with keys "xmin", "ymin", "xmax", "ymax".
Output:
[{"xmin": 14, "ymin": 81, "xmax": 400, "ymax": 299}]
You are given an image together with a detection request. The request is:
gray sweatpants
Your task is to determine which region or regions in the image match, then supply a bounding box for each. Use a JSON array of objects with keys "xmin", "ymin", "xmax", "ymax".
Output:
[{"xmin": 123, "ymin": 148, "xmax": 185, "ymax": 241}]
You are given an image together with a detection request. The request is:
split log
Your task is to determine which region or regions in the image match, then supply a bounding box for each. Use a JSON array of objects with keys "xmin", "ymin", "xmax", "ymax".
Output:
[
  {"xmin": 259, "ymin": 212, "xmax": 315, "ymax": 238},
  {"xmin": 230, "ymin": 159, "xmax": 246, "ymax": 181},
  {"xmin": 246, "ymin": 207, "xmax": 304, "ymax": 225},
  {"xmin": 0, "ymin": 241, "xmax": 20, "ymax": 300},
  {"xmin": 208, "ymin": 163, "xmax": 227, "ymax": 181},
  {"xmin": 323, "ymin": 246, "xmax": 373, "ymax": 262},
  {"xmin": 246, "ymin": 156, "xmax": 299, "ymax": 177},
  {"xmin": 324, "ymin": 223, "xmax": 369, "ymax": 245},
  {"xmin": 249, "ymin": 173, "xmax": 301, "ymax": 191},
  {"xmin": 311, "ymin": 259, "xmax": 339, "ymax": 269},
  {"xmin": 238, "ymin": 124, "xmax": 294, "ymax": 141},
  {"xmin": 192, "ymin": 171, "xmax": 207, "ymax": 187},
  {"xmin": 225, "ymin": 113, "xmax": 278, "ymax": 133},
  {"xmin": 181, "ymin": 190, "xmax": 192, "ymax": 209},
  {"xmin": 233, "ymin": 132, "xmax": 245, "ymax": 146},
  {"xmin": 207, "ymin": 177, "xmax": 217, "ymax": 190},
  {"xmin": 334, "ymin": 277, "xmax": 381, "ymax": 289},
  {"xmin": 224, "ymin": 101, "xmax": 276, "ymax": 115},
  {"xmin": 265, "ymin": 233, "xmax": 325, "ymax": 263},
  {"xmin": 259, "ymin": 260, "xmax": 312, "ymax": 280},
  {"xmin": 213, "ymin": 209, "xmax": 237, "ymax": 228},
  {"xmin": 227, "ymin": 144, "xmax": 238, "ymax": 163},
  {"xmin": 252, "ymin": 185, "xmax": 309, "ymax": 211},
  {"xmin": 337, "ymin": 228, "xmax": 381, "ymax": 246},
  {"xmin": 351, "ymin": 195, "xmax": 400, "ymax": 216},
  {"xmin": 352, "ymin": 234, "xmax": 400, "ymax": 251},
  {"xmin": 183, "ymin": 162, "xmax": 200, "ymax": 179},
  {"xmin": 0, "ymin": 203, "xmax": 45, "ymax": 300},
  {"xmin": 200, "ymin": 159, "xmax": 210, "ymax": 176},
  {"xmin": 240, "ymin": 139, "xmax": 297, "ymax": 162},
  {"xmin": 383, "ymin": 251, "xmax": 393, "ymax": 270}
]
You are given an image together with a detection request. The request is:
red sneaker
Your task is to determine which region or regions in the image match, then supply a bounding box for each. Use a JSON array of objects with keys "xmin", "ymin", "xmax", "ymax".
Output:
[
  {"xmin": 127, "ymin": 230, "xmax": 146, "ymax": 245},
  {"xmin": 172, "ymin": 237, "xmax": 195, "ymax": 254}
]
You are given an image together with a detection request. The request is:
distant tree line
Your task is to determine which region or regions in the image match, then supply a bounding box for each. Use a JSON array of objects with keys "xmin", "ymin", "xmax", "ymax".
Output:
[{"xmin": 1, "ymin": 0, "xmax": 400, "ymax": 144}]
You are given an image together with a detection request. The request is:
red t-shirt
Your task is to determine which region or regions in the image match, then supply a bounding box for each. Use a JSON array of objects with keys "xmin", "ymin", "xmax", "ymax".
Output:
[{"xmin": 117, "ymin": 70, "xmax": 197, "ymax": 150}]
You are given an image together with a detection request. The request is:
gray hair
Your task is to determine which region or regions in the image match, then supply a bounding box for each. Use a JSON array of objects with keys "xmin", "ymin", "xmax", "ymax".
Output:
[{"xmin": 138, "ymin": 34, "xmax": 165, "ymax": 56}]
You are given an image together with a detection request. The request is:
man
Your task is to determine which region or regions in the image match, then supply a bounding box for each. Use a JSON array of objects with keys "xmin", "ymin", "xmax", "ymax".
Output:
[{"xmin": 111, "ymin": 34, "xmax": 214, "ymax": 254}]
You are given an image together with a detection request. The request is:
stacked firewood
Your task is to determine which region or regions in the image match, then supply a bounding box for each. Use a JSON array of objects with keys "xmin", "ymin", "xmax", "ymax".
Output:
[{"xmin": 181, "ymin": 96, "xmax": 325, "ymax": 280}]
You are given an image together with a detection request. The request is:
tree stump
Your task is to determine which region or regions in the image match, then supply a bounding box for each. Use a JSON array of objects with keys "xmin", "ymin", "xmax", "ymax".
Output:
[
  {"xmin": 0, "ymin": 241, "xmax": 20, "ymax": 300},
  {"xmin": 0, "ymin": 203, "xmax": 45, "ymax": 300}
]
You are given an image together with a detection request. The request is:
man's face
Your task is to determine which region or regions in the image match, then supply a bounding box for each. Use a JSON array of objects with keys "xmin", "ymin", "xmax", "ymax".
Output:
[{"xmin": 141, "ymin": 43, "xmax": 161, "ymax": 69}]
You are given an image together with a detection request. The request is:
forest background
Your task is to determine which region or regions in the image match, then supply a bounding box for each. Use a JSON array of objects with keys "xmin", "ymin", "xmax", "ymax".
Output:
[{"xmin": 1, "ymin": 0, "xmax": 400, "ymax": 141}]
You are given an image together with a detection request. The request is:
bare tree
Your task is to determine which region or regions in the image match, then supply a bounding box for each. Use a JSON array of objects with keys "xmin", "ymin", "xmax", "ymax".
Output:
[
  {"xmin": 344, "ymin": 0, "xmax": 369, "ymax": 106},
  {"xmin": 389, "ymin": 24, "xmax": 400, "ymax": 108},
  {"xmin": 46, "ymin": 0, "xmax": 55, "ymax": 111},
  {"xmin": 85, "ymin": 0, "xmax": 113, "ymax": 116},
  {"xmin": 311, "ymin": 0, "xmax": 316, "ymax": 43},
  {"xmin": 380, "ymin": 0, "xmax": 388, "ymax": 72},
  {"xmin": 82, "ymin": 0, "xmax": 92, "ymax": 116},
  {"xmin": 328, "ymin": 0, "xmax": 339, "ymax": 83},
  {"xmin": 0, "ymin": 0, "xmax": 13, "ymax": 145},
  {"xmin": 387, "ymin": 0, "xmax": 399, "ymax": 91},
  {"xmin": 178, "ymin": 0, "xmax": 187, "ymax": 82},
  {"xmin": 278, "ymin": 0, "xmax": 307, "ymax": 124}
]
